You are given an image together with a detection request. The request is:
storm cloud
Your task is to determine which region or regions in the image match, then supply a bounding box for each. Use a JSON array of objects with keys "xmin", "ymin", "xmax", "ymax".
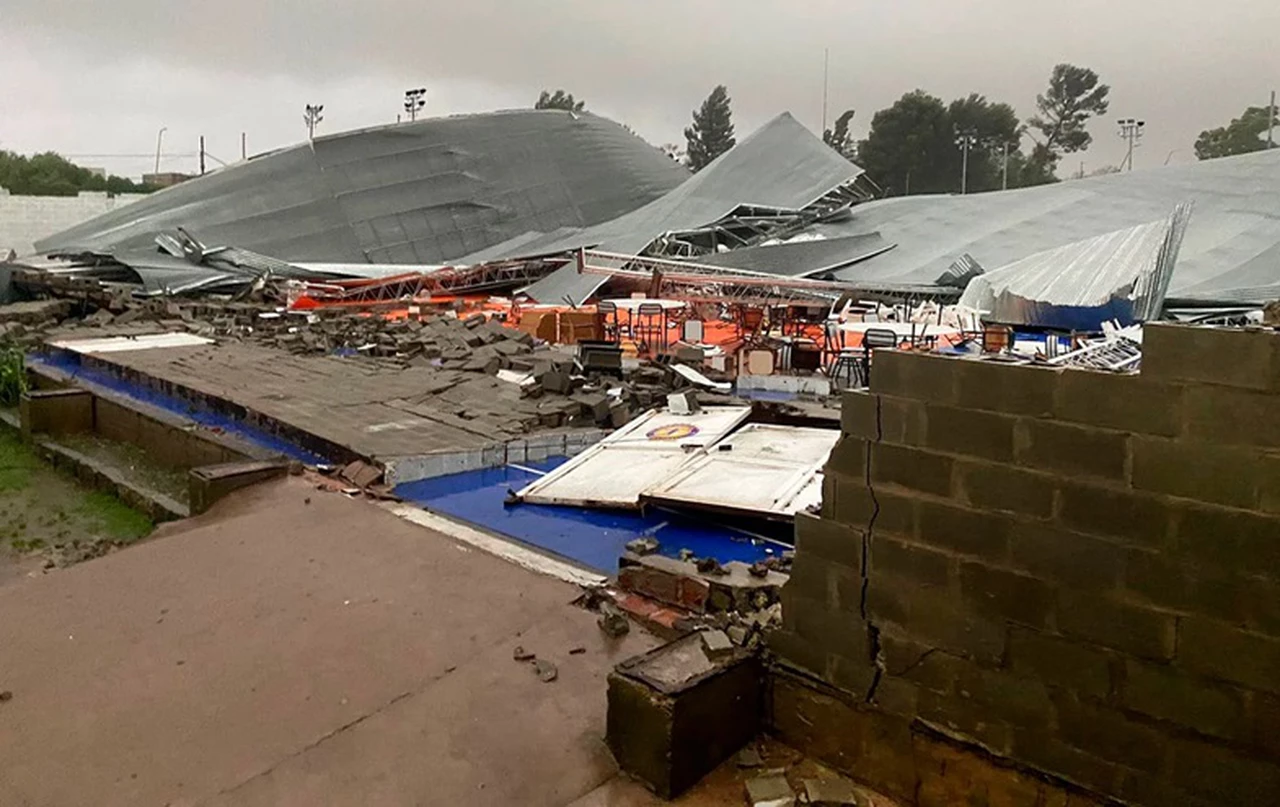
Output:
[{"xmin": 2, "ymin": 0, "xmax": 1275, "ymax": 179}]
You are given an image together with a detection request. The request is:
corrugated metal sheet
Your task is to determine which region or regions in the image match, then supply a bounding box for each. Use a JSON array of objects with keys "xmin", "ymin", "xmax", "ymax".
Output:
[
  {"xmin": 827, "ymin": 149, "xmax": 1280, "ymax": 305},
  {"xmin": 696, "ymin": 232, "xmax": 894, "ymax": 278},
  {"xmin": 35, "ymin": 110, "xmax": 690, "ymax": 267},
  {"xmin": 516, "ymin": 113, "xmax": 866, "ymax": 304},
  {"xmin": 958, "ymin": 204, "xmax": 1191, "ymax": 330}
]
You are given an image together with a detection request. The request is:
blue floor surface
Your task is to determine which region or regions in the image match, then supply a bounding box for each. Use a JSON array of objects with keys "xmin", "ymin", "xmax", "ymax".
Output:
[
  {"xmin": 30, "ymin": 351, "xmax": 333, "ymax": 465},
  {"xmin": 394, "ymin": 457, "xmax": 789, "ymax": 573}
]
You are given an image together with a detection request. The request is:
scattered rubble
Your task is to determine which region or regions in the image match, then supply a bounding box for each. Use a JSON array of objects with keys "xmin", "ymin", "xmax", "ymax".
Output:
[
  {"xmin": 802, "ymin": 778, "xmax": 868, "ymax": 807},
  {"xmin": 624, "ymin": 536, "xmax": 660, "ymax": 556},
  {"xmin": 0, "ymin": 690, "xmax": 12, "ymax": 703},
  {"xmin": 736, "ymin": 745, "xmax": 763, "ymax": 769},
  {"xmin": 598, "ymin": 602, "xmax": 631, "ymax": 638},
  {"xmin": 745, "ymin": 773, "xmax": 795, "ymax": 807},
  {"xmin": 533, "ymin": 658, "xmax": 559, "ymax": 683},
  {"xmin": 512, "ymin": 645, "xmax": 536, "ymax": 662}
]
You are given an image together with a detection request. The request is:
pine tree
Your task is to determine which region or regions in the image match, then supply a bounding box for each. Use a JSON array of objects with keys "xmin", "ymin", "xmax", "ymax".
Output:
[{"xmin": 684, "ymin": 86, "xmax": 736, "ymax": 171}]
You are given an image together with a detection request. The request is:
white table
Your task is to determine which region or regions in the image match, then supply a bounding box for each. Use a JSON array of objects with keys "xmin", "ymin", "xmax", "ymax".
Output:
[
  {"xmin": 601, "ymin": 298, "xmax": 688, "ymax": 312},
  {"xmin": 836, "ymin": 321, "xmax": 961, "ymax": 340}
]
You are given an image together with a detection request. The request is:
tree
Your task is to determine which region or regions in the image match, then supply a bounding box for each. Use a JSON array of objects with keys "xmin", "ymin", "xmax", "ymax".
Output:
[
  {"xmin": 1025, "ymin": 64, "xmax": 1110, "ymax": 181},
  {"xmin": 0, "ymin": 150, "xmax": 154, "ymax": 197},
  {"xmin": 948, "ymin": 94, "xmax": 1024, "ymax": 192},
  {"xmin": 534, "ymin": 90, "xmax": 585, "ymax": 112},
  {"xmin": 684, "ymin": 85, "xmax": 736, "ymax": 171},
  {"xmin": 823, "ymin": 109, "xmax": 857, "ymax": 159},
  {"xmin": 856, "ymin": 91, "xmax": 952, "ymax": 195},
  {"xmin": 1195, "ymin": 105, "xmax": 1277, "ymax": 160}
]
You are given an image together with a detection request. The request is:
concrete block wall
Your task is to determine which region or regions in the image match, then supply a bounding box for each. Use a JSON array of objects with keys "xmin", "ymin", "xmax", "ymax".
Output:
[
  {"xmin": 0, "ymin": 189, "xmax": 146, "ymax": 256},
  {"xmin": 772, "ymin": 324, "xmax": 1280, "ymax": 807}
]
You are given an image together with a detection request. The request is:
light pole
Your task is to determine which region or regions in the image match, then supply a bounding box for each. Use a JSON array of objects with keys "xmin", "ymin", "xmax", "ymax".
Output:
[
  {"xmin": 1118, "ymin": 118, "xmax": 1145, "ymax": 171},
  {"xmin": 304, "ymin": 104, "xmax": 324, "ymax": 140},
  {"xmin": 403, "ymin": 88, "xmax": 427, "ymax": 122},
  {"xmin": 154, "ymin": 127, "xmax": 167, "ymax": 174},
  {"xmin": 955, "ymin": 128, "xmax": 979, "ymax": 195}
]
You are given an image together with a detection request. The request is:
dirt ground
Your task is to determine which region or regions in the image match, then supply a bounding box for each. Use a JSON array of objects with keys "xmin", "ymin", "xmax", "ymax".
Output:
[{"xmin": 0, "ymin": 429, "xmax": 153, "ymax": 581}]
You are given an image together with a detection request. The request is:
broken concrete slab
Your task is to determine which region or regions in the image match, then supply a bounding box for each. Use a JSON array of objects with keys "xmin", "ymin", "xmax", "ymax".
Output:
[
  {"xmin": 802, "ymin": 777, "xmax": 867, "ymax": 806},
  {"xmin": 745, "ymin": 774, "xmax": 795, "ymax": 807}
]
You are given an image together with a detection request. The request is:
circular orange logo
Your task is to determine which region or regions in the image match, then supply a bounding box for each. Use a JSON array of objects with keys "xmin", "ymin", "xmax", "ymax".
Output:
[{"xmin": 646, "ymin": 424, "xmax": 700, "ymax": 441}]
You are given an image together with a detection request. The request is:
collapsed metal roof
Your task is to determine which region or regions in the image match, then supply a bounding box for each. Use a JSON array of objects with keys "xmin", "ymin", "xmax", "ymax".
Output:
[
  {"xmin": 958, "ymin": 204, "xmax": 1192, "ymax": 330},
  {"xmin": 34, "ymin": 110, "xmax": 690, "ymax": 268},
  {"xmin": 513, "ymin": 113, "xmax": 868, "ymax": 304},
  {"xmin": 825, "ymin": 149, "xmax": 1280, "ymax": 305}
]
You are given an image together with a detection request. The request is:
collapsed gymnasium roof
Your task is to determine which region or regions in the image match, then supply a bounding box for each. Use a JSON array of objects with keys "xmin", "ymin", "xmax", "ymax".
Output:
[{"xmin": 34, "ymin": 109, "xmax": 691, "ymax": 266}]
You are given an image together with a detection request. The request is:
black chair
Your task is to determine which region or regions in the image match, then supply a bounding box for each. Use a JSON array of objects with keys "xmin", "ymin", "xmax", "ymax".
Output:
[
  {"xmin": 596, "ymin": 300, "xmax": 620, "ymax": 345},
  {"xmin": 862, "ymin": 327, "xmax": 900, "ymax": 386}
]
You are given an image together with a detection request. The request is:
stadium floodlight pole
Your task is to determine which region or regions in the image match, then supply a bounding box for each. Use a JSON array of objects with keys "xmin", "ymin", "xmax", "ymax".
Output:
[
  {"xmin": 1118, "ymin": 118, "xmax": 1145, "ymax": 171},
  {"xmin": 154, "ymin": 127, "xmax": 167, "ymax": 174},
  {"xmin": 304, "ymin": 104, "xmax": 324, "ymax": 141},
  {"xmin": 954, "ymin": 128, "xmax": 979, "ymax": 194},
  {"xmin": 1269, "ymin": 90, "xmax": 1276, "ymax": 149},
  {"xmin": 403, "ymin": 88, "xmax": 427, "ymax": 122}
]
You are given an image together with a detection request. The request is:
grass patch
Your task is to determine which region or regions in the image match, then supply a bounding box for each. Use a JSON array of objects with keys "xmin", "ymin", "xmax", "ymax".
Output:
[
  {"xmin": 74, "ymin": 492, "xmax": 153, "ymax": 543},
  {"xmin": 0, "ymin": 431, "xmax": 38, "ymax": 492}
]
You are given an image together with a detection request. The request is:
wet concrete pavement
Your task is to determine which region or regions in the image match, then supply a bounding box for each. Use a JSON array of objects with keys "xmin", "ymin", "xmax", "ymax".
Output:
[{"xmin": 0, "ymin": 477, "xmax": 660, "ymax": 806}]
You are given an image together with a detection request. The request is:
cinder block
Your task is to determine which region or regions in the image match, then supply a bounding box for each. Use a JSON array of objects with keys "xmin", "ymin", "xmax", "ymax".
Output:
[
  {"xmin": 829, "ymin": 651, "xmax": 878, "ymax": 696},
  {"xmin": 870, "ymin": 535, "xmax": 951, "ymax": 588},
  {"xmin": 916, "ymin": 689, "xmax": 1015, "ymax": 756},
  {"xmin": 1184, "ymin": 385, "xmax": 1280, "ymax": 449},
  {"xmin": 607, "ymin": 635, "xmax": 762, "ymax": 799},
  {"xmin": 1132, "ymin": 436, "xmax": 1262, "ymax": 510},
  {"xmin": 1122, "ymin": 659, "xmax": 1244, "ymax": 739},
  {"xmin": 769, "ymin": 628, "xmax": 826, "ymax": 678},
  {"xmin": 953, "ymin": 359, "xmax": 1060, "ymax": 416},
  {"xmin": 871, "ymin": 675, "xmax": 920, "ymax": 720},
  {"xmin": 869, "ymin": 350, "xmax": 959, "ymax": 403},
  {"xmin": 924, "ymin": 405, "xmax": 1017, "ymax": 462},
  {"xmin": 1013, "ymin": 732, "xmax": 1123, "ymax": 796},
  {"xmin": 953, "ymin": 662, "xmax": 1056, "ymax": 728},
  {"xmin": 1174, "ymin": 503, "xmax": 1280, "ymax": 577},
  {"xmin": 956, "ymin": 460, "xmax": 1055, "ymax": 519},
  {"xmin": 1054, "ymin": 694, "xmax": 1168, "ymax": 774},
  {"xmin": 824, "ymin": 472, "xmax": 915, "ymax": 536},
  {"xmin": 872, "ymin": 443, "xmax": 954, "ymax": 497},
  {"xmin": 841, "ymin": 389, "xmax": 878, "ymax": 439},
  {"xmin": 1143, "ymin": 323, "xmax": 1280, "ymax": 393},
  {"xmin": 781, "ymin": 589, "xmax": 871, "ymax": 663},
  {"xmin": 1056, "ymin": 591, "xmax": 1176, "ymax": 661},
  {"xmin": 1169, "ymin": 736, "xmax": 1280, "ymax": 806},
  {"xmin": 866, "ymin": 575, "xmax": 1007, "ymax": 664},
  {"xmin": 1055, "ymin": 368, "xmax": 1186, "ymax": 437},
  {"xmin": 794, "ymin": 512, "xmax": 864, "ymax": 573},
  {"xmin": 959, "ymin": 561, "xmax": 1054, "ymax": 629},
  {"xmin": 1009, "ymin": 522, "xmax": 1126, "ymax": 590},
  {"xmin": 1123, "ymin": 548, "xmax": 1280, "ymax": 633},
  {"xmin": 915, "ymin": 499, "xmax": 1012, "ymax": 558},
  {"xmin": 1056, "ymin": 482, "xmax": 1172, "ymax": 550},
  {"xmin": 1178, "ymin": 616, "xmax": 1280, "ymax": 695},
  {"xmin": 1017, "ymin": 419, "xmax": 1129, "ymax": 481},
  {"xmin": 1007, "ymin": 627, "xmax": 1112, "ymax": 699},
  {"xmin": 877, "ymin": 630, "xmax": 966, "ymax": 693},
  {"xmin": 838, "ymin": 390, "xmax": 937, "ymax": 448},
  {"xmin": 785, "ymin": 557, "xmax": 860, "ymax": 617},
  {"xmin": 824, "ymin": 436, "xmax": 870, "ymax": 478}
]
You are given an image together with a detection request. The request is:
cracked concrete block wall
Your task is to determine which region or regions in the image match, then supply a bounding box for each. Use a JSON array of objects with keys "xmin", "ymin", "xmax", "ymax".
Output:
[{"xmin": 771, "ymin": 323, "xmax": 1280, "ymax": 807}]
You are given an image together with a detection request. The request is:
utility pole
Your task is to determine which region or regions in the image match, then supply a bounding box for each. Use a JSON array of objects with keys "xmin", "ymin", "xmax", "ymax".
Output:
[
  {"xmin": 304, "ymin": 104, "xmax": 324, "ymax": 140},
  {"xmin": 154, "ymin": 126, "xmax": 167, "ymax": 174},
  {"xmin": 1118, "ymin": 118, "xmax": 1145, "ymax": 171},
  {"xmin": 241, "ymin": 132, "xmax": 247, "ymax": 161},
  {"xmin": 954, "ymin": 128, "xmax": 978, "ymax": 194},
  {"xmin": 403, "ymin": 88, "xmax": 427, "ymax": 122},
  {"xmin": 1269, "ymin": 90, "xmax": 1276, "ymax": 149},
  {"xmin": 821, "ymin": 48, "xmax": 829, "ymax": 138},
  {"xmin": 1001, "ymin": 141, "xmax": 1010, "ymax": 190},
  {"xmin": 199, "ymin": 136, "xmax": 206, "ymax": 175}
]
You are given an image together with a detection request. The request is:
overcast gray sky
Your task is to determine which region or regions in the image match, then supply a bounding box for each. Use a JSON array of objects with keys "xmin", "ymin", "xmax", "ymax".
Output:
[{"xmin": 1, "ymin": 0, "xmax": 1275, "ymax": 180}]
